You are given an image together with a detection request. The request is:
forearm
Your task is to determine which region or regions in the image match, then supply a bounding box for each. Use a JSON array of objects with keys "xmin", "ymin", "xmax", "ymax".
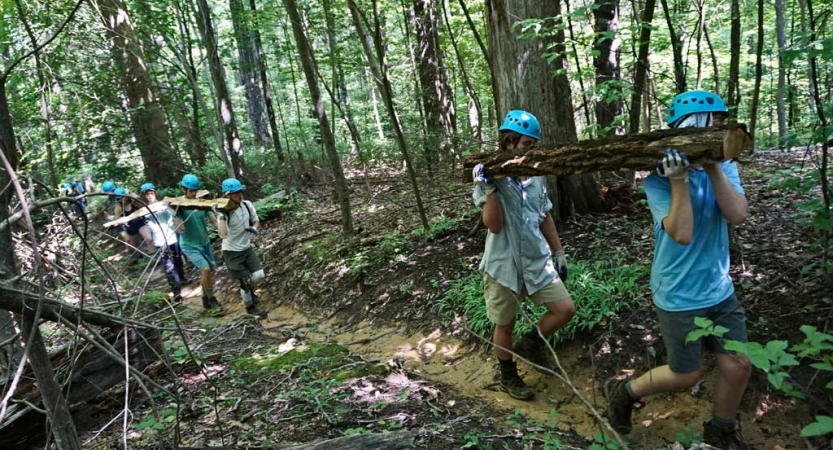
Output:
[
  {"xmin": 661, "ymin": 179, "xmax": 693, "ymax": 245},
  {"xmin": 217, "ymin": 217, "xmax": 228, "ymax": 238},
  {"xmin": 705, "ymin": 165, "xmax": 748, "ymax": 225},
  {"xmin": 539, "ymin": 213, "xmax": 563, "ymax": 253},
  {"xmin": 482, "ymin": 193, "xmax": 503, "ymax": 234}
]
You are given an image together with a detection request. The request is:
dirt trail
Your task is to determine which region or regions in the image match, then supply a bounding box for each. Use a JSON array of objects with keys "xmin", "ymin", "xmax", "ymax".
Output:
[{"xmin": 182, "ymin": 296, "xmax": 807, "ymax": 450}]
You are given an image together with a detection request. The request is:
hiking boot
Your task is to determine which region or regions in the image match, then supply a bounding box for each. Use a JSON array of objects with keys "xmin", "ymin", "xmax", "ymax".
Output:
[
  {"xmin": 498, "ymin": 364, "xmax": 534, "ymax": 401},
  {"xmin": 703, "ymin": 421, "xmax": 748, "ymax": 450},
  {"xmin": 246, "ymin": 305, "xmax": 267, "ymax": 319},
  {"xmin": 513, "ymin": 335, "xmax": 554, "ymax": 374},
  {"xmin": 602, "ymin": 378, "xmax": 643, "ymax": 435},
  {"xmin": 251, "ymin": 291, "xmax": 260, "ymax": 305},
  {"xmin": 202, "ymin": 296, "xmax": 223, "ymax": 313},
  {"xmin": 173, "ymin": 293, "xmax": 183, "ymax": 303}
]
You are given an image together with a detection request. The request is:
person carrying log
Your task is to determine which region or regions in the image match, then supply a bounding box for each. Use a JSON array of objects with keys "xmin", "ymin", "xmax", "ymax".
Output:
[
  {"xmin": 213, "ymin": 178, "xmax": 267, "ymax": 319},
  {"xmin": 142, "ymin": 182, "xmax": 188, "ymax": 303},
  {"xmin": 471, "ymin": 110, "xmax": 576, "ymax": 401},
  {"xmin": 604, "ymin": 90, "xmax": 752, "ymax": 450},
  {"xmin": 113, "ymin": 186, "xmax": 155, "ymax": 260},
  {"xmin": 173, "ymin": 174, "xmax": 222, "ymax": 314}
]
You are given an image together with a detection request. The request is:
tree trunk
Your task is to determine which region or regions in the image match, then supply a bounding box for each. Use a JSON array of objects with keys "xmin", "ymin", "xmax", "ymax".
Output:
[
  {"xmin": 703, "ymin": 22, "xmax": 720, "ymax": 94},
  {"xmin": 97, "ymin": 0, "xmax": 183, "ymax": 183},
  {"xmin": 798, "ymin": 0, "xmax": 817, "ymax": 113},
  {"xmin": 726, "ymin": 0, "xmax": 741, "ymax": 115},
  {"xmin": 194, "ymin": 0, "xmax": 243, "ymax": 178},
  {"xmin": 659, "ymin": 0, "xmax": 685, "ymax": 93},
  {"xmin": 748, "ymin": 0, "xmax": 764, "ymax": 143},
  {"xmin": 250, "ymin": 0, "xmax": 285, "ymax": 161},
  {"xmin": 0, "ymin": 310, "xmax": 20, "ymax": 373},
  {"xmin": 775, "ymin": 0, "xmax": 787, "ymax": 148},
  {"xmin": 695, "ymin": 0, "xmax": 705, "ymax": 89},
  {"xmin": 322, "ymin": 0, "xmax": 361, "ymax": 148},
  {"xmin": 282, "ymin": 0, "xmax": 353, "ymax": 236},
  {"xmin": 348, "ymin": 0, "xmax": 430, "ymax": 230},
  {"xmin": 628, "ymin": 0, "xmax": 656, "ymax": 134},
  {"xmin": 230, "ymin": 0, "xmax": 268, "ymax": 148},
  {"xmin": 443, "ymin": 0, "xmax": 482, "ymax": 148},
  {"xmin": 413, "ymin": 0, "xmax": 457, "ymax": 168},
  {"xmin": 486, "ymin": 0, "xmax": 604, "ymax": 220},
  {"xmin": 593, "ymin": 0, "xmax": 623, "ymax": 136},
  {"xmin": 0, "ymin": 84, "xmax": 19, "ymax": 277}
]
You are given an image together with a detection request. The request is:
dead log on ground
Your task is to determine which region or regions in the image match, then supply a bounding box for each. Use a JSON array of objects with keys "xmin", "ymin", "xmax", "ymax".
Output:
[
  {"xmin": 463, "ymin": 124, "xmax": 753, "ymax": 179},
  {"xmin": 178, "ymin": 430, "xmax": 417, "ymax": 450}
]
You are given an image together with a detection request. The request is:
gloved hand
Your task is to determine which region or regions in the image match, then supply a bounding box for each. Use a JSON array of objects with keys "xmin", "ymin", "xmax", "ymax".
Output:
[
  {"xmin": 472, "ymin": 163, "xmax": 495, "ymax": 194},
  {"xmin": 554, "ymin": 250, "xmax": 568, "ymax": 282},
  {"xmin": 245, "ymin": 226, "xmax": 259, "ymax": 236},
  {"xmin": 657, "ymin": 148, "xmax": 691, "ymax": 181}
]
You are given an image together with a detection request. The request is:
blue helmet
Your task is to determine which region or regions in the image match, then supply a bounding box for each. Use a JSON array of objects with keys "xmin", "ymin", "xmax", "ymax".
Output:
[
  {"xmin": 182, "ymin": 174, "xmax": 200, "ymax": 190},
  {"xmin": 114, "ymin": 187, "xmax": 127, "ymax": 201},
  {"xmin": 102, "ymin": 180, "xmax": 116, "ymax": 193},
  {"xmin": 70, "ymin": 181, "xmax": 78, "ymax": 188},
  {"xmin": 222, "ymin": 178, "xmax": 245, "ymax": 194},
  {"xmin": 667, "ymin": 90, "xmax": 728, "ymax": 126},
  {"xmin": 499, "ymin": 110, "xmax": 541, "ymax": 140},
  {"xmin": 140, "ymin": 182, "xmax": 156, "ymax": 195}
]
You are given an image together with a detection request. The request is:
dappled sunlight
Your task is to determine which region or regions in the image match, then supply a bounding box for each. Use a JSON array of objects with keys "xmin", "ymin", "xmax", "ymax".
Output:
[
  {"xmin": 182, "ymin": 364, "xmax": 225, "ymax": 386},
  {"xmin": 754, "ymin": 392, "xmax": 796, "ymax": 418}
]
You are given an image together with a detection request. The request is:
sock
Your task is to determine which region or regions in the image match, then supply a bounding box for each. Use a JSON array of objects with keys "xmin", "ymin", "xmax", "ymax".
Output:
[
  {"xmin": 204, "ymin": 287, "xmax": 214, "ymax": 299},
  {"xmin": 526, "ymin": 327, "xmax": 544, "ymax": 344},
  {"xmin": 498, "ymin": 357, "xmax": 516, "ymax": 371},
  {"xmin": 709, "ymin": 416, "xmax": 735, "ymax": 429},
  {"xmin": 624, "ymin": 381, "xmax": 639, "ymax": 401}
]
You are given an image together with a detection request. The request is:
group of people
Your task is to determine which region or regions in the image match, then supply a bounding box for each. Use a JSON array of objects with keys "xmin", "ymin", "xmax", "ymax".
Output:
[
  {"xmin": 473, "ymin": 91, "xmax": 750, "ymax": 450},
  {"xmin": 100, "ymin": 176, "xmax": 268, "ymax": 318}
]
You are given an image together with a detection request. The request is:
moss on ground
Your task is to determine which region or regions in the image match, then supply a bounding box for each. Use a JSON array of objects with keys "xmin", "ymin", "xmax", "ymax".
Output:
[{"xmin": 232, "ymin": 342, "xmax": 386, "ymax": 381}]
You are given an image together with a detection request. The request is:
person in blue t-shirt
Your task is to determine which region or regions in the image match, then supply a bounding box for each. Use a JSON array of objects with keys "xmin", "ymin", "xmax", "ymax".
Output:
[
  {"xmin": 472, "ymin": 110, "xmax": 575, "ymax": 401},
  {"xmin": 604, "ymin": 91, "xmax": 752, "ymax": 450}
]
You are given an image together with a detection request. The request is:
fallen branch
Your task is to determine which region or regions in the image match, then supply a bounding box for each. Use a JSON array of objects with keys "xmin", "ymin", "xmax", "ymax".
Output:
[
  {"xmin": 463, "ymin": 124, "xmax": 753, "ymax": 179},
  {"xmin": 178, "ymin": 429, "xmax": 417, "ymax": 450}
]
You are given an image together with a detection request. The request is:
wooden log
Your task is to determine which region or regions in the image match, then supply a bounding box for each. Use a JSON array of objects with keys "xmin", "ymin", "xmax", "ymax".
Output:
[
  {"xmin": 463, "ymin": 124, "xmax": 753, "ymax": 179},
  {"xmin": 103, "ymin": 197, "xmax": 231, "ymax": 228},
  {"xmin": 178, "ymin": 430, "xmax": 417, "ymax": 450}
]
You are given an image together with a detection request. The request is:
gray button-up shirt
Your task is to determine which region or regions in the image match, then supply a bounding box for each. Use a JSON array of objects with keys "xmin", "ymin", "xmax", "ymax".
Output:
[{"xmin": 473, "ymin": 176, "xmax": 558, "ymax": 295}]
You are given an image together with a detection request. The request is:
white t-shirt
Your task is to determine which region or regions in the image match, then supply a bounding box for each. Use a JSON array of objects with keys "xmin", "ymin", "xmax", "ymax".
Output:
[
  {"xmin": 221, "ymin": 200, "xmax": 259, "ymax": 252},
  {"xmin": 147, "ymin": 208, "xmax": 178, "ymax": 248}
]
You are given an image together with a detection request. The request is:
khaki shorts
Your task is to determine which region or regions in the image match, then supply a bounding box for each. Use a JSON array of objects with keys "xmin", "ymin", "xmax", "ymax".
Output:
[{"xmin": 484, "ymin": 272, "xmax": 570, "ymax": 326}]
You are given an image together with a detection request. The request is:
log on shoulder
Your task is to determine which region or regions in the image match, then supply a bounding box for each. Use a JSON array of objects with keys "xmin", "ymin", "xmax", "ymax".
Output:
[
  {"xmin": 463, "ymin": 124, "xmax": 753, "ymax": 179},
  {"xmin": 103, "ymin": 197, "xmax": 231, "ymax": 228}
]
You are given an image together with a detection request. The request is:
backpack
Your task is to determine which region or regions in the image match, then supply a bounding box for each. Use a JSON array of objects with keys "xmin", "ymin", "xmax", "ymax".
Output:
[{"xmin": 224, "ymin": 200, "xmax": 255, "ymax": 227}]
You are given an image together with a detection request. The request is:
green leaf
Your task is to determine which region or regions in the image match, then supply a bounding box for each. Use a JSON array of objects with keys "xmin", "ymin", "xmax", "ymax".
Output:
[
  {"xmin": 812, "ymin": 363, "xmax": 833, "ymax": 371},
  {"xmin": 724, "ymin": 340, "xmax": 748, "ymax": 354},
  {"xmin": 693, "ymin": 316, "xmax": 714, "ymax": 329},
  {"xmin": 765, "ymin": 340, "xmax": 789, "ymax": 354},
  {"xmin": 800, "ymin": 416, "xmax": 833, "ymax": 437},
  {"xmin": 826, "ymin": 379, "xmax": 833, "ymax": 389},
  {"xmin": 685, "ymin": 329, "xmax": 710, "ymax": 344},
  {"xmin": 746, "ymin": 342, "xmax": 771, "ymax": 372},
  {"xmin": 711, "ymin": 324, "xmax": 729, "ymax": 338},
  {"xmin": 767, "ymin": 372, "xmax": 787, "ymax": 389}
]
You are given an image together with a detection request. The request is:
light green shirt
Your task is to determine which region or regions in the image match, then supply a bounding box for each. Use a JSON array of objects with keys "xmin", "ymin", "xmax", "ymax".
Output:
[{"xmin": 176, "ymin": 209, "xmax": 212, "ymax": 248}]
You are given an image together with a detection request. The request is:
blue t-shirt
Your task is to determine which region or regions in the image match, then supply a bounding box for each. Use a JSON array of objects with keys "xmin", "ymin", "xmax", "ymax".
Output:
[{"xmin": 644, "ymin": 161, "xmax": 744, "ymax": 312}]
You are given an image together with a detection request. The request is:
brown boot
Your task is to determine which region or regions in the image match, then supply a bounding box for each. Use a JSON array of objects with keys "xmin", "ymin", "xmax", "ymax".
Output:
[
  {"xmin": 703, "ymin": 420, "xmax": 750, "ymax": 450},
  {"xmin": 498, "ymin": 362, "xmax": 534, "ymax": 401},
  {"xmin": 513, "ymin": 335, "xmax": 555, "ymax": 374},
  {"xmin": 602, "ymin": 378, "xmax": 644, "ymax": 435}
]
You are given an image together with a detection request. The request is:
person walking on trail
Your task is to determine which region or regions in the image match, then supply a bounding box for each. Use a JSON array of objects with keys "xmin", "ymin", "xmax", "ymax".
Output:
[
  {"xmin": 472, "ymin": 110, "xmax": 576, "ymax": 401},
  {"xmin": 214, "ymin": 178, "xmax": 267, "ymax": 319},
  {"xmin": 604, "ymin": 90, "xmax": 751, "ymax": 450},
  {"xmin": 142, "ymin": 182, "xmax": 188, "ymax": 303},
  {"xmin": 173, "ymin": 174, "xmax": 222, "ymax": 314},
  {"xmin": 113, "ymin": 187, "xmax": 155, "ymax": 258}
]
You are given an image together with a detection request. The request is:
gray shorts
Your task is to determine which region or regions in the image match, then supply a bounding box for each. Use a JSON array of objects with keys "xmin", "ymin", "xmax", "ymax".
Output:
[
  {"xmin": 223, "ymin": 247, "xmax": 262, "ymax": 280},
  {"xmin": 656, "ymin": 293, "xmax": 748, "ymax": 374}
]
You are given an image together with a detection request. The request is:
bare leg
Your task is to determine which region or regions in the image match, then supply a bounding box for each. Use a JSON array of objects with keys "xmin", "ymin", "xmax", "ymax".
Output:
[
  {"xmin": 139, "ymin": 226, "xmax": 154, "ymax": 253},
  {"xmin": 536, "ymin": 297, "xmax": 576, "ymax": 336},
  {"xmin": 493, "ymin": 321, "xmax": 515, "ymax": 360},
  {"xmin": 200, "ymin": 266, "xmax": 213, "ymax": 292},
  {"xmin": 629, "ymin": 365, "xmax": 702, "ymax": 398},
  {"xmin": 712, "ymin": 353, "xmax": 751, "ymax": 420}
]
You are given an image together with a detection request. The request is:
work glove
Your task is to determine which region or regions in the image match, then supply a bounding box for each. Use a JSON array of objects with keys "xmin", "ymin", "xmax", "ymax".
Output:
[
  {"xmin": 472, "ymin": 163, "xmax": 495, "ymax": 194},
  {"xmin": 657, "ymin": 148, "xmax": 690, "ymax": 181},
  {"xmin": 554, "ymin": 250, "xmax": 568, "ymax": 282},
  {"xmin": 245, "ymin": 226, "xmax": 259, "ymax": 236}
]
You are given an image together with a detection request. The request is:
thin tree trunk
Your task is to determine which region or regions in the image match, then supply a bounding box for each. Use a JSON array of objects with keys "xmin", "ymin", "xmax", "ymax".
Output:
[
  {"xmin": 628, "ymin": 0, "xmax": 656, "ymax": 135},
  {"xmin": 443, "ymin": 0, "xmax": 482, "ymax": 147},
  {"xmin": 348, "ymin": 0, "xmax": 430, "ymax": 229},
  {"xmin": 250, "ymin": 0, "xmax": 284, "ymax": 161},
  {"xmin": 194, "ymin": 0, "xmax": 243, "ymax": 178},
  {"xmin": 230, "ymin": 0, "xmax": 268, "ymax": 147},
  {"xmin": 593, "ymin": 0, "xmax": 623, "ymax": 137},
  {"xmin": 775, "ymin": 0, "xmax": 787, "ymax": 147},
  {"xmin": 726, "ymin": 0, "xmax": 741, "ymax": 115},
  {"xmin": 96, "ymin": 0, "xmax": 184, "ymax": 182},
  {"xmin": 282, "ymin": 23, "xmax": 308, "ymax": 159},
  {"xmin": 400, "ymin": 0, "xmax": 427, "ymax": 148},
  {"xmin": 659, "ymin": 0, "xmax": 685, "ymax": 93},
  {"xmin": 282, "ymin": 0, "xmax": 353, "ymax": 235},
  {"xmin": 457, "ymin": 0, "xmax": 489, "ymax": 67},
  {"xmin": 703, "ymin": 22, "xmax": 720, "ymax": 94},
  {"xmin": 369, "ymin": 72, "xmax": 386, "ymax": 140},
  {"xmin": 748, "ymin": 0, "xmax": 764, "ymax": 142},
  {"xmin": 563, "ymin": 0, "xmax": 592, "ymax": 128},
  {"xmin": 695, "ymin": 0, "xmax": 705, "ymax": 89},
  {"xmin": 798, "ymin": 0, "xmax": 817, "ymax": 112}
]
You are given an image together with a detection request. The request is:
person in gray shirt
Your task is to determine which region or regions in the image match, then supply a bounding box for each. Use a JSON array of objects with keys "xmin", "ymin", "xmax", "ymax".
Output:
[{"xmin": 472, "ymin": 110, "xmax": 575, "ymax": 401}]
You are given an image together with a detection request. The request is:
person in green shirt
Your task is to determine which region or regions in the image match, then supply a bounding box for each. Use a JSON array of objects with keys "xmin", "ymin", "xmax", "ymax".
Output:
[{"xmin": 173, "ymin": 174, "xmax": 222, "ymax": 313}]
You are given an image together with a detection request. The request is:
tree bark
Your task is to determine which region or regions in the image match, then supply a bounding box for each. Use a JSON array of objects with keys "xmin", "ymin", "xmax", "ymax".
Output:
[
  {"xmin": 628, "ymin": 0, "xmax": 656, "ymax": 134},
  {"xmin": 194, "ymin": 0, "xmax": 243, "ymax": 178},
  {"xmin": 229, "ymin": 0, "xmax": 268, "ymax": 147},
  {"xmin": 282, "ymin": 0, "xmax": 354, "ymax": 236},
  {"xmin": 250, "ymin": 0, "xmax": 285, "ymax": 161},
  {"xmin": 97, "ymin": 0, "xmax": 183, "ymax": 183},
  {"xmin": 748, "ymin": 0, "xmax": 764, "ymax": 143},
  {"xmin": 593, "ymin": 0, "xmax": 623, "ymax": 137},
  {"xmin": 775, "ymin": 0, "xmax": 787, "ymax": 148},
  {"xmin": 659, "ymin": 0, "xmax": 685, "ymax": 93},
  {"xmin": 443, "ymin": 0, "xmax": 482, "ymax": 148},
  {"xmin": 464, "ymin": 124, "xmax": 753, "ymax": 178},
  {"xmin": 348, "ymin": 0, "xmax": 430, "ymax": 230},
  {"xmin": 486, "ymin": 0, "xmax": 605, "ymax": 219},
  {"xmin": 726, "ymin": 0, "xmax": 741, "ymax": 116}
]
